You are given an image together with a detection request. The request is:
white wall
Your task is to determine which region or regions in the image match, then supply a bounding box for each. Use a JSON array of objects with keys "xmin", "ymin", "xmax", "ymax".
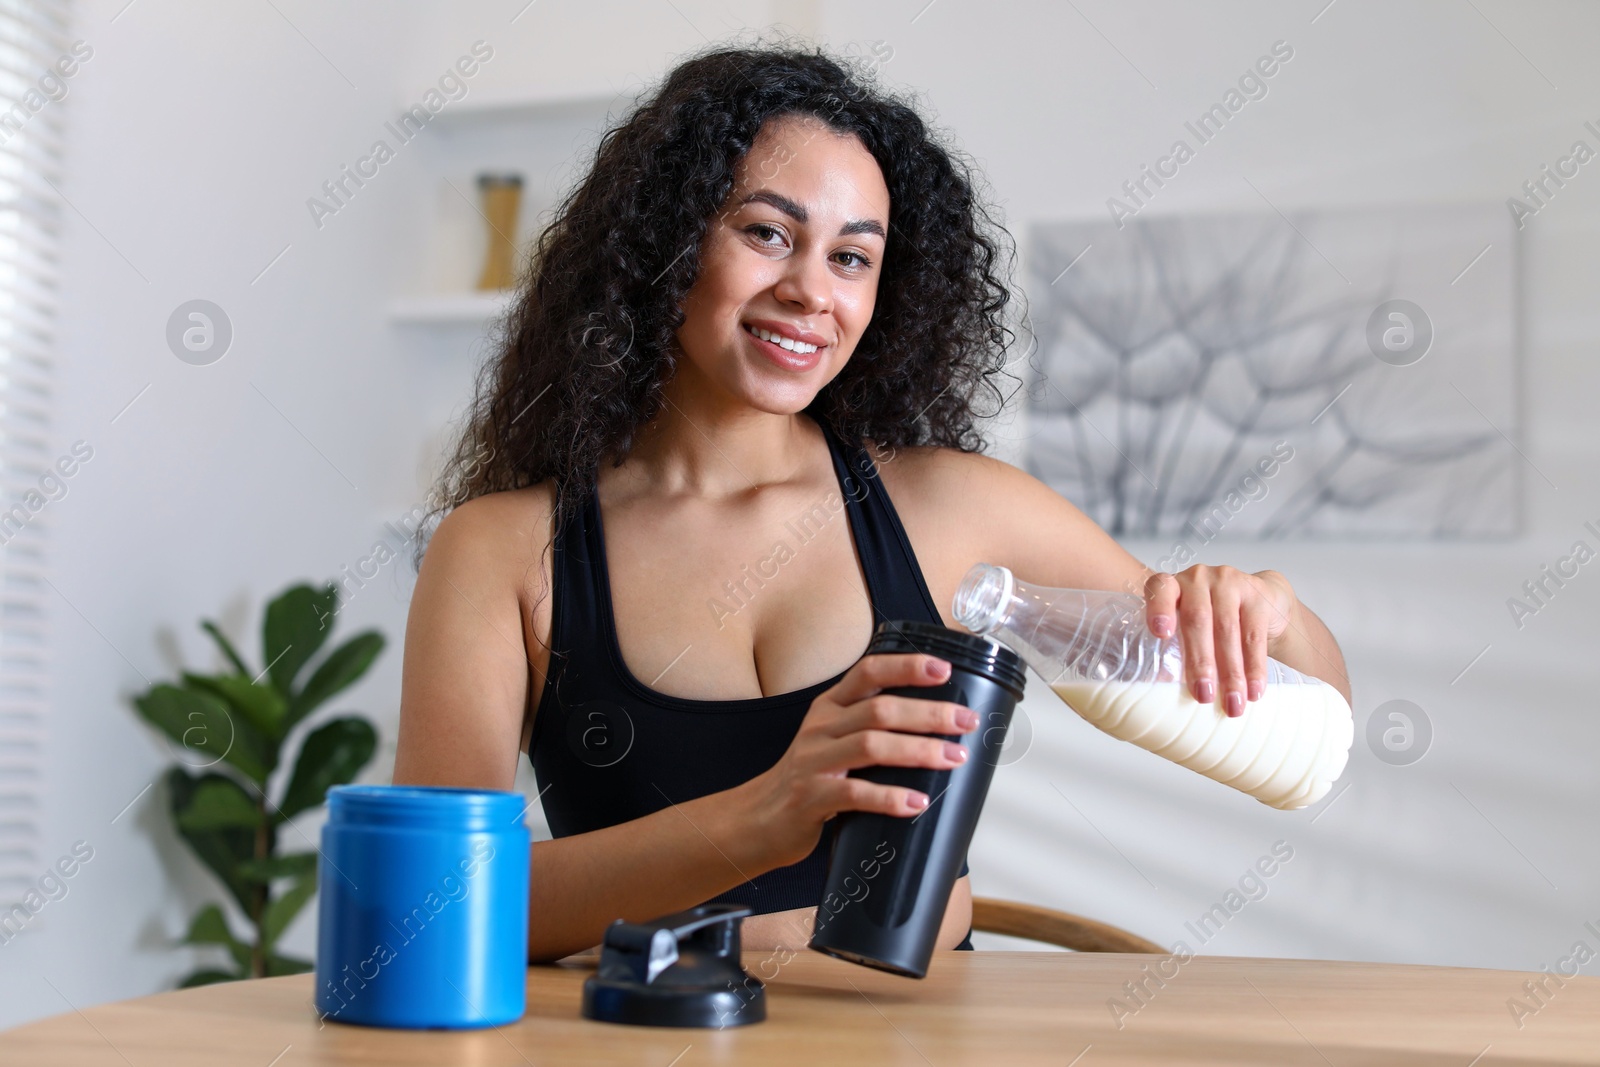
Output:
[{"xmin": 1, "ymin": 0, "xmax": 1596, "ymax": 1030}]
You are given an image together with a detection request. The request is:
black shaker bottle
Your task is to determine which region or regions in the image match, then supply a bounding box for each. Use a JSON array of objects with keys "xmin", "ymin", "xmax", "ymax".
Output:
[{"xmin": 808, "ymin": 619, "xmax": 1026, "ymax": 978}]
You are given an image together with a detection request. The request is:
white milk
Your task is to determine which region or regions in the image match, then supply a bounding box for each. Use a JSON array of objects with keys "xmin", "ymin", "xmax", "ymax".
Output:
[{"xmin": 1049, "ymin": 679, "xmax": 1354, "ymax": 810}]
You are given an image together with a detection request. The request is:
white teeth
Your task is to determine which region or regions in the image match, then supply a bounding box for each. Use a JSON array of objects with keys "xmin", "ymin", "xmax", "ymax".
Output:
[{"xmin": 746, "ymin": 323, "xmax": 817, "ymax": 354}]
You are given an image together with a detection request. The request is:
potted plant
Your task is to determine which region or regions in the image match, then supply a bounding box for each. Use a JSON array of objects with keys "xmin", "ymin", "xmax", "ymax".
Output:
[{"xmin": 131, "ymin": 581, "xmax": 385, "ymax": 987}]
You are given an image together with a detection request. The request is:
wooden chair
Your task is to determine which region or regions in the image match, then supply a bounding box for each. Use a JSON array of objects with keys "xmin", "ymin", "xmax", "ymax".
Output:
[{"xmin": 971, "ymin": 897, "xmax": 1165, "ymax": 953}]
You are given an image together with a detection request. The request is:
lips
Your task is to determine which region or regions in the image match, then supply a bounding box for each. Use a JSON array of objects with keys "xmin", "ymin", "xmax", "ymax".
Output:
[
  {"xmin": 742, "ymin": 322, "xmax": 824, "ymax": 371},
  {"xmin": 742, "ymin": 318, "xmax": 829, "ymax": 349}
]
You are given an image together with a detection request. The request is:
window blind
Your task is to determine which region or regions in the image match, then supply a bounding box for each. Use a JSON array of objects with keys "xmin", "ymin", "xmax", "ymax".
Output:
[{"xmin": 0, "ymin": 0, "xmax": 70, "ymax": 917}]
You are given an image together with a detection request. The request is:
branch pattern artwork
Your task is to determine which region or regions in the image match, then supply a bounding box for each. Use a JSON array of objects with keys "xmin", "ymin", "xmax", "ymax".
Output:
[{"xmin": 1021, "ymin": 205, "xmax": 1518, "ymax": 544}]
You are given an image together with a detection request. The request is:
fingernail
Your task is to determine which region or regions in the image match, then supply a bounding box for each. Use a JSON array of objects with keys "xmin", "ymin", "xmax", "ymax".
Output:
[
  {"xmin": 929, "ymin": 658, "xmax": 950, "ymax": 679},
  {"xmin": 1197, "ymin": 677, "xmax": 1215, "ymax": 704},
  {"xmin": 957, "ymin": 708, "xmax": 980, "ymax": 729},
  {"xmin": 908, "ymin": 792, "xmax": 929, "ymax": 809},
  {"xmin": 1248, "ymin": 679, "xmax": 1264, "ymax": 701},
  {"xmin": 943, "ymin": 742, "xmax": 967, "ymax": 763},
  {"xmin": 1149, "ymin": 614, "xmax": 1174, "ymax": 637},
  {"xmin": 1226, "ymin": 691, "xmax": 1243, "ymax": 717}
]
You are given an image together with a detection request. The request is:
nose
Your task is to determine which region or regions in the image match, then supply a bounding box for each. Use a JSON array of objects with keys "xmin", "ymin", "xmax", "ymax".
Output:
[{"xmin": 772, "ymin": 245, "xmax": 832, "ymax": 315}]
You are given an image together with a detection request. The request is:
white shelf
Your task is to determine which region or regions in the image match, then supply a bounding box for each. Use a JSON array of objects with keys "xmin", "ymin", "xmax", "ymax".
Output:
[
  {"xmin": 393, "ymin": 85, "xmax": 626, "ymax": 331},
  {"xmin": 388, "ymin": 291, "xmax": 515, "ymax": 326},
  {"xmin": 433, "ymin": 87, "xmax": 627, "ymax": 126}
]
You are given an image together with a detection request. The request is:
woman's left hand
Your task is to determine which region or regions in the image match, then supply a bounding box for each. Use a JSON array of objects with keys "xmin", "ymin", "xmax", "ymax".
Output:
[{"xmin": 1143, "ymin": 566, "xmax": 1297, "ymax": 717}]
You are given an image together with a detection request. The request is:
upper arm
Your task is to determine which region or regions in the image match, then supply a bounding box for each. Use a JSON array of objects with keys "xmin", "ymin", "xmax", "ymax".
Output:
[
  {"xmin": 392, "ymin": 489, "xmax": 553, "ymax": 791},
  {"xmin": 921, "ymin": 448, "xmax": 1151, "ymax": 595}
]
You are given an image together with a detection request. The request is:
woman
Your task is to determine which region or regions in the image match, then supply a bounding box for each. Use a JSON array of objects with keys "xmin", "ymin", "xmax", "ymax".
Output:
[{"xmin": 393, "ymin": 41, "xmax": 1352, "ymax": 963}]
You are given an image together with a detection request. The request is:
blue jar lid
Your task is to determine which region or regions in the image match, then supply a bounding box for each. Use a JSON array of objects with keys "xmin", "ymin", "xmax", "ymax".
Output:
[{"xmin": 326, "ymin": 784, "xmax": 528, "ymax": 832}]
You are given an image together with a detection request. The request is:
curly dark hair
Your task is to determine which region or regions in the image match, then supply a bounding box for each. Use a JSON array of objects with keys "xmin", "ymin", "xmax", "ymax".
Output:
[{"xmin": 412, "ymin": 32, "xmax": 1027, "ymax": 574}]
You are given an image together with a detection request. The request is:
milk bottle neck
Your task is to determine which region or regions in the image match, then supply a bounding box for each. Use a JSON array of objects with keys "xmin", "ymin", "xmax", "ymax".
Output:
[
  {"xmin": 953, "ymin": 563, "xmax": 1179, "ymax": 686},
  {"xmin": 953, "ymin": 562, "xmax": 1315, "ymax": 689}
]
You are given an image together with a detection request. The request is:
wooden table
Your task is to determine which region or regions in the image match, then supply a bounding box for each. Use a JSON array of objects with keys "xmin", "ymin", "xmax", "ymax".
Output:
[{"xmin": 4, "ymin": 950, "xmax": 1597, "ymax": 1065}]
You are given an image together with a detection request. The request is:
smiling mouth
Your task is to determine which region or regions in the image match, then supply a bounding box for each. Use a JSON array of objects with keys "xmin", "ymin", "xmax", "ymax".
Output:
[{"xmin": 742, "ymin": 322, "xmax": 824, "ymax": 355}]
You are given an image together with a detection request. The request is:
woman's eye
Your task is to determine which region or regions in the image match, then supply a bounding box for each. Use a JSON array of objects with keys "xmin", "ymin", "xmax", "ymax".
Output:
[{"xmin": 747, "ymin": 224, "xmax": 871, "ymax": 270}]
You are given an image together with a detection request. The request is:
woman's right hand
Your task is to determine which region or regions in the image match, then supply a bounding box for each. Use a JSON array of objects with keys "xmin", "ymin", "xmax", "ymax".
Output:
[{"xmin": 741, "ymin": 652, "xmax": 980, "ymax": 871}]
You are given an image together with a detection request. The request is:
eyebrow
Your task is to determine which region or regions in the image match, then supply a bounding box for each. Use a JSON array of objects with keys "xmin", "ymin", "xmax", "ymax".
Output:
[{"xmin": 737, "ymin": 190, "xmax": 886, "ymax": 239}]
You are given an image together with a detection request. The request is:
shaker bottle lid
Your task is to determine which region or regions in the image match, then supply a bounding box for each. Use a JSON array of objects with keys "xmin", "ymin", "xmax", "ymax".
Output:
[
  {"xmin": 866, "ymin": 619, "xmax": 1026, "ymax": 699},
  {"xmin": 581, "ymin": 903, "xmax": 766, "ymax": 1028}
]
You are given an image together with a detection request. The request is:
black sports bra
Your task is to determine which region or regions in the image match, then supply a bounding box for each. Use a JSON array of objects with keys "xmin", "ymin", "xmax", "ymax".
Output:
[{"xmin": 525, "ymin": 413, "xmax": 972, "ymax": 930}]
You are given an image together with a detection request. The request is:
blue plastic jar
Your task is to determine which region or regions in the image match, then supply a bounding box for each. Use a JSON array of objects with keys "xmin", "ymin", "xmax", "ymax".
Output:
[{"xmin": 314, "ymin": 784, "xmax": 530, "ymax": 1029}]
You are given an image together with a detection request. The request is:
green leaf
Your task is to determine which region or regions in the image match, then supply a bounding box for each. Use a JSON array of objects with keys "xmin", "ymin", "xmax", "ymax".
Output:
[
  {"xmin": 262, "ymin": 873, "xmax": 317, "ymax": 948},
  {"xmin": 183, "ymin": 671, "xmax": 289, "ymax": 741},
  {"xmin": 277, "ymin": 717, "xmax": 377, "ymax": 823},
  {"xmin": 135, "ymin": 684, "xmax": 273, "ymax": 786},
  {"xmin": 266, "ymin": 953, "xmax": 314, "ymax": 977},
  {"xmin": 237, "ymin": 851, "xmax": 317, "ymax": 884},
  {"xmin": 166, "ymin": 769, "xmax": 266, "ymax": 916},
  {"xmin": 175, "ymin": 775, "xmax": 265, "ymax": 831},
  {"xmin": 285, "ymin": 631, "xmax": 384, "ymax": 730},
  {"xmin": 179, "ymin": 968, "xmax": 243, "ymax": 988},
  {"xmin": 200, "ymin": 619, "xmax": 251, "ymax": 677},
  {"xmin": 183, "ymin": 903, "xmax": 251, "ymax": 974},
  {"xmin": 263, "ymin": 583, "xmax": 339, "ymax": 699}
]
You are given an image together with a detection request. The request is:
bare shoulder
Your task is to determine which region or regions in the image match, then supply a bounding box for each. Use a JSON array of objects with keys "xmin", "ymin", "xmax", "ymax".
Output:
[
  {"xmin": 418, "ymin": 480, "xmax": 561, "ymax": 658},
  {"xmin": 864, "ymin": 436, "xmax": 1045, "ymax": 526},
  {"xmin": 863, "ymin": 436, "xmax": 1150, "ymax": 596},
  {"xmin": 431, "ymin": 482, "xmax": 558, "ymax": 574}
]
